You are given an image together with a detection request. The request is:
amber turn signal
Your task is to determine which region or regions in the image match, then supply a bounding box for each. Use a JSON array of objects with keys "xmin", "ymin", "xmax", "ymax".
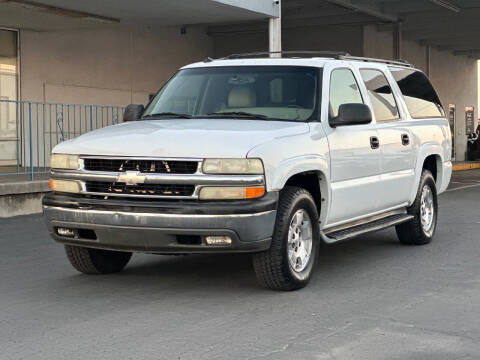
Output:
[{"xmin": 245, "ymin": 186, "xmax": 265, "ymax": 199}]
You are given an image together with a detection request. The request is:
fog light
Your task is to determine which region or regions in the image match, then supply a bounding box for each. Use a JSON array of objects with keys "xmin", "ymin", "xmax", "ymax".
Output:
[
  {"xmin": 205, "ymin": 236, "xmax": 232, "ymax": 246},
  {"xmin": 57, "ymin": 227, "xmax": 75, "ymax": 237}
]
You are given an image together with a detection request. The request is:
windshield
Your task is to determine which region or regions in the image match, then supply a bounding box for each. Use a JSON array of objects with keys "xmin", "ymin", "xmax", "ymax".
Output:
[{"xmin": 143, "ymin": 66, "xmax": 320, "ymax": 122}]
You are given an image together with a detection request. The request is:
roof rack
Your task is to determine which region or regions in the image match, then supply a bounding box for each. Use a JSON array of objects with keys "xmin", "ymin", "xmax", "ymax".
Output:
[
  {"xmin": 213, "ymin": 51, "xmax": 413, "ymax": 68},
  {"xmin": 220, "ymin": 50, "xmax": 351, "ymax": 60},
  {"xmin": 337, "ymin": 55, "xmax": 412, "ymax": 67}
]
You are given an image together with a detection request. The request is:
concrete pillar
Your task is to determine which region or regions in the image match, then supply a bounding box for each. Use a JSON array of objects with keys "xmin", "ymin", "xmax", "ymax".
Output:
[
  {"xmin": 269, "ymin": 1, "xmax": 281, "ymax": 57},
  {"xmin": 393, "ymin": 22, "xmax": 402, "ymax": 59},
  {"xmin": 426, "ymin": 45, "xmax": 431, "ymax": 77}
]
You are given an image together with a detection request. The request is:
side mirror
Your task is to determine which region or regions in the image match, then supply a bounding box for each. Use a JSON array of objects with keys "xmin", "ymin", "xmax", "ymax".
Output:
[
  {"xmin": 123, "ymin": 104, "xmax": 145, "ymax": 122},
  {"xmin": 330, "ymin": 103, "xmax": 372, "ymax": 127}
]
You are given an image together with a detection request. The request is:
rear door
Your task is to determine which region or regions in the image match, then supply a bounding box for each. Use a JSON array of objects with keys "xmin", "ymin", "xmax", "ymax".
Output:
[
  {"xmin": 323, "ymin": 63, "xmax": 382, "ymax": 227},
  {"xmin": 357, "ymin": 66, "xmax": 415, "ymax": 209}
]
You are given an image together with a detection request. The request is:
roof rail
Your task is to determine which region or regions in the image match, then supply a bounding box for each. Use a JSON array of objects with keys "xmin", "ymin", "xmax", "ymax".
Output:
[
  {"xmin": 216, "ymin": 51, "xmax": 413, "ymax": 67},
  {"xmin": 221, "ymin": 50, "xmax": 351, "ymax": 59},
  {"xmin": 338, "ymin": 55, "xmax": 412, "ymax": 67}
]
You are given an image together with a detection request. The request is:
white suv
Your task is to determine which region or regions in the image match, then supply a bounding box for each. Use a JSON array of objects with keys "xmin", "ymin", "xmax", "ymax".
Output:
[{"xmin": 43, "ymin": 52, "xmax": 452, "ymax": 290}]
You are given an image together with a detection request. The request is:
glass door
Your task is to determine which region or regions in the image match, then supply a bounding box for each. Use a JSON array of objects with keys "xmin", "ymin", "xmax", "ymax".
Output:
[{"xmin": 0, "ymin": 29, "xmax": 18, "ymax": 165}]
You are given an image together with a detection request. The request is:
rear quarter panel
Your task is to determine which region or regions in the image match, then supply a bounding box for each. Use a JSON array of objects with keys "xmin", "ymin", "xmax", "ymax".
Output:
[{"xmin": 407, "ymin": 117, "xmax": 452, "ymax": 202}]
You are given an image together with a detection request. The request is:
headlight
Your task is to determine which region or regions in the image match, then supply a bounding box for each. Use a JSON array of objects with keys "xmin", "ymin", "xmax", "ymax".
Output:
[
  {"xmin": 202, "ymin": 158, "xmax": 263, "ymax": 174},
  {"xmin": 50, "ymin": 154, "xmax": 79, "ymax": 170},
  {"xmin": 49, "ymin": 179, "xmax": 82, "ymax": 193},
  {"xmin": 199, "ymin": 186, "xmax": 265, "ymax": 200}
]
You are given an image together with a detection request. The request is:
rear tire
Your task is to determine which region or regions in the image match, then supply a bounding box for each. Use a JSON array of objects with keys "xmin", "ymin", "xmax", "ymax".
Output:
[
  {"xmin": 396, "ymin": 170, "xmax": 438, "ymax": 245},
  {"xmin": 253, "ymin": 186, "xmax": 320, "ymax": 291},
  {"xmin": 65, "ymin": 245, "xmax": 132, "ymax": 274}
]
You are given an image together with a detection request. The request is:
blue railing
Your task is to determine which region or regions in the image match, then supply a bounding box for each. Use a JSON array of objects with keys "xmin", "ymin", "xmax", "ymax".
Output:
[{"xmin": 0, "ymin": 100, "xmax": 125, "ymax": 180}]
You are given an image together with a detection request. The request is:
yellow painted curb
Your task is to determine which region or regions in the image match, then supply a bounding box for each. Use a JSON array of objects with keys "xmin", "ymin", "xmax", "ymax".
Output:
[{"xmin": 452, "ymin": 162, "xmax": 480, "ymax": 171}]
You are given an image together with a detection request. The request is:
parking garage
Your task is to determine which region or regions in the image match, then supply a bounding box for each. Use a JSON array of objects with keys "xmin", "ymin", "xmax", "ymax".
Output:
[{"xmin": 0, "ymin": 0, "xmax": 479, "ymax": 170}]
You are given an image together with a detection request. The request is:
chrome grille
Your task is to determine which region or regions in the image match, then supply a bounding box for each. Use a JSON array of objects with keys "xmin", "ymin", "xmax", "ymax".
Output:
[
  {"xmin": 83, "ymin": 158, "xmax": 198, "ymax": 174},
  {"xmin": 51, "ymin": 157, "xmax": 265, "ymax": 200},
  {"xmin": 85, "ymin": 181, "xmax": 195, "ymax": 197}
]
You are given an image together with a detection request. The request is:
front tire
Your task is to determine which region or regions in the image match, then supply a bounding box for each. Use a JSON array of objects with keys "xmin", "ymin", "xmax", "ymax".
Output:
[
  {"xmin": 65, "ymin": 245, "xmax": 132, "ymax": 274},
  {"xmin": 396, "ymin": 170, "xmax": 438, "ymax": 245},
  {"xmin": 253, "ymin": 186, "xmax": 320, "ymax": 291}
]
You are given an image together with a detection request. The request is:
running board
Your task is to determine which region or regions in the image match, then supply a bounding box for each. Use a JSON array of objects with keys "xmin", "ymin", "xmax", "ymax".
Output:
[{"xmin": 323, "ymin": 213, "xmax": 414, "ymax": 242}]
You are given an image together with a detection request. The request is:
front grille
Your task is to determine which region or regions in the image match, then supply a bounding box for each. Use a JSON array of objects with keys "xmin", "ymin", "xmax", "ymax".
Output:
[
  {"xmin": 85, "ymin": 181, "xmax": 195, "ymax": 197},
  {"xmin": 83, "ymin": 158, "xmax": 198, "ymax": 174}
]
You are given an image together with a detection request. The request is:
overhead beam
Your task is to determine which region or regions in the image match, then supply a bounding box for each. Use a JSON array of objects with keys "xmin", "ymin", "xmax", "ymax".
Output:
[
  {"xmin": 382, "ymin": 1, "xmax": 439, "ymax": 15},
  {"xmin": 421, "ymin": 35, "xmax": 480, "ymax": 47},
  {"xmin": 428, "ymin": 0, "xmax": 460, "ymax": 13},
  {"xmin": 0, "ymin": 0, "xmax": 120, "ymax": 23},
  {"xmin": 324, "ymin": 0, "xmax": 398, "ymax": 22},
  {"xmin": 452, "ymin": 49, "xmax": 480, "ymax": 58},
  {"xmin": 283, "ymin": 7, "xmax": 353, "ymax": 20},
  {"xmin": 208, "ymin": 12, "xmax": 376, "ymax": 35},
  {"xmin": 403, "ymin": 25, "xmax": 480, "ymax": 40},
  {"xmin": 435, "ymin": 40, "xmax": 480, "ymax": 52},
  {"xmin": 397, "ymin": 7, "xmax": 480, "ymax": 30}
]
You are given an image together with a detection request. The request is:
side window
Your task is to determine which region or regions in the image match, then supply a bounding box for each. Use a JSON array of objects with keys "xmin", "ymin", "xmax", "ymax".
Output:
[
  {"xmin": 329, "ymin": 68, "xmax": 363, "ymax": 119},
  {"xmin": 389, "ymin": 67, "xmax": 444, "ymax": 118},
  {"xmin": 360, "ymin": 69, "xmax": 399, "ymax": 122}
]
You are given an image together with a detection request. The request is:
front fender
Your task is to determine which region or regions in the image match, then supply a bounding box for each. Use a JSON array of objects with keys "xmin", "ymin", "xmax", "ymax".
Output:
[{"xmin": 273, "ymin": 155, "xmax": 331, "ymax": 227}]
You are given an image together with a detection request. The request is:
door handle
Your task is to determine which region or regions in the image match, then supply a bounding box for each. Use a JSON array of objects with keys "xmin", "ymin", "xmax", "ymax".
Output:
[
  {"xmin": 370, "ymin": 136, "xmax": 380, "ymax": 149},
  {"xmin": 401, "ymin": 133, "xmax": 410, "ymax": 146}
]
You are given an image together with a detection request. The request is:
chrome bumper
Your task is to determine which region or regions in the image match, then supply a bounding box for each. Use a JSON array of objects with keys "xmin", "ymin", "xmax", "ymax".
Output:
[{"xmin": 43, "ymin": 204, "xmax": 276, "ymax": 253}]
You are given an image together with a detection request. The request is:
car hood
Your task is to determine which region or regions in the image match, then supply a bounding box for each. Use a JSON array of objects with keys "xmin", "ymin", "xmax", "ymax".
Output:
[{"xmin": 53, "ymin": 119, "xmax": 310, "ymax": 158}]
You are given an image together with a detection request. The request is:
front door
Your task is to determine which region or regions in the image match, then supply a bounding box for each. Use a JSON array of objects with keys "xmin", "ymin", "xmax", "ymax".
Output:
[{"xmin": 324, "ymin": 66, "xmax": 382, "ymax": 227}]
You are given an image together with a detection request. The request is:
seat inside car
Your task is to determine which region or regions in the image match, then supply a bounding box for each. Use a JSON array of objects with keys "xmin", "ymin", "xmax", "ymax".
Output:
[{"xmin": 227, "ymin": 86, "xmax": 257, "ymax": 108}]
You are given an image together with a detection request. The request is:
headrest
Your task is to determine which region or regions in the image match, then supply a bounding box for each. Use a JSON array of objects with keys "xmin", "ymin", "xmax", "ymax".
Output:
[{"xmin": 227, "ymin": 86, "xmax": 256, "ymax": 108}]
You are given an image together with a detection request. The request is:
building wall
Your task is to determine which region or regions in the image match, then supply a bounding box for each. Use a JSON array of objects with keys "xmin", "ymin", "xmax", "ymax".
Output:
[
  {"xmin": 362, "ymin": 25, "xmax": 394, "ymax": 60},
  {"xmin": 20, "ymin": 25, "xmax": 213, "ymax": 106},
  {"xmin": 15, "ymin": 21, "xmax": 478, "ymax": 162},
  {"xmin": 429, "ymin": 48, "xmax": 477, "ymax": 161},
  {"xmin": 15, "ymin": 25, "xmax": 213, "ymax": 167},
  {"xmin": 212, "ymin": 24, "xmax": 363, "ymax": 57}
]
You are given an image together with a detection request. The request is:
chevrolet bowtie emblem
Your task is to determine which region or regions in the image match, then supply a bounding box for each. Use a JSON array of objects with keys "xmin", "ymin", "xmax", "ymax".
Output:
[{"xmin": 116, "ymin": 171, "xmax": 146, "ymax": 185}]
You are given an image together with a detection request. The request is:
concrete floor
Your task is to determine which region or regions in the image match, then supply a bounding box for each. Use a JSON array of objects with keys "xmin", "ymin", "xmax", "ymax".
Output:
[{"xmin": 1, "ymin": 171, "xmax": 480, "ymax": 359}]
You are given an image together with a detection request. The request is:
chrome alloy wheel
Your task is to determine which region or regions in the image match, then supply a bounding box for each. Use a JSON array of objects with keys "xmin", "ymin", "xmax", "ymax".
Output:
[
  {"xmin": 287, "ymin": 209, "xmax": 313, "ymax": 273},
  {"xmin": 420, "ymin": 184, "xmax": 435, "ymax": 234}
]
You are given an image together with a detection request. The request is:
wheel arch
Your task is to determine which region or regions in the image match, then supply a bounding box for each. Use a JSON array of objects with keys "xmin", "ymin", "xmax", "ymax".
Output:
[
  {"xmin": 409, "ymin": 145, "xmax": 445, "ymax": 204},
  {"xmin": 271, "ymin": 155, "xmax": 330, "ymax": 226}
]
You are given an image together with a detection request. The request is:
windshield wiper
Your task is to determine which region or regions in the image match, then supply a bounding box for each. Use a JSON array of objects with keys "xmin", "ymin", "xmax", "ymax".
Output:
[
  {"xmin": 206, "ymin": 111, "xmax": 270, "ymax": 120},
  {"xmin": 142, "ymin": 112, "xmax": 192, "ymax": 119}
]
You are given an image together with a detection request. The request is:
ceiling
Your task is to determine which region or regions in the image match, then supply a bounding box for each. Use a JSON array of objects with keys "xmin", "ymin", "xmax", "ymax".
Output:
[
  {"xmin": 290, "ymin": 0, "xmax": 480, "ymax": 57},
  {"xmin": 1, "ymin": 0, "xmax": 480, "ymax": 58},
  {"xmin": 210, "ymin": 0, "xmax": 480, "ymax": 58},
  {"xmin": 0, "ymin": 0, "xmax": 277, "ymax": 31}
]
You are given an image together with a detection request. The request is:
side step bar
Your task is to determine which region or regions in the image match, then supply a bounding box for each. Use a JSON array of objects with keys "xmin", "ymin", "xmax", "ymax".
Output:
[{"xmin": 323, "ymin": 213, "xmax": 414, "ymax": 242}]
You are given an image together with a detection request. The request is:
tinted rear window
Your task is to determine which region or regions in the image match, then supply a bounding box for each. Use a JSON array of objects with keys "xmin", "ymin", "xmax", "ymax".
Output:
[{"xmin": 389, "ymin": 67, "xmax": 444, "ymax": 119}]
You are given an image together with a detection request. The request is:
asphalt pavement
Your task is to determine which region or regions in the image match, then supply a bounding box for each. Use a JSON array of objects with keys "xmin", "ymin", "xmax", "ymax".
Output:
[{"xmin": 1, "ymin": 170, "xmax": 480, "ymax": 359}]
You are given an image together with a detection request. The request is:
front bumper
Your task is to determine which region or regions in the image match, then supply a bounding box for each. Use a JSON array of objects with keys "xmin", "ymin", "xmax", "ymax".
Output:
[{"xmin": 42, "ymin": 192, "xmax": 278, "ymax": 253}]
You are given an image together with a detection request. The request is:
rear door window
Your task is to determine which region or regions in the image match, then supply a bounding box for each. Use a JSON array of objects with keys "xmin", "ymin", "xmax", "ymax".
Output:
[
  {"xmin": 388, "ymin": 67, "xmax": 444, "ymax": 118},
  {"xmin": 360, "ymin": 69, "xmax": 399, "ymax": 122}
]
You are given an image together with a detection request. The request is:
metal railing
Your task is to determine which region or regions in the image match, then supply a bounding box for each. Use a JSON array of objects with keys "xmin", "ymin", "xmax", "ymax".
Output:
[{"xmin": 0, "ymin": 99, "xmax": 125, "ymax": 180}]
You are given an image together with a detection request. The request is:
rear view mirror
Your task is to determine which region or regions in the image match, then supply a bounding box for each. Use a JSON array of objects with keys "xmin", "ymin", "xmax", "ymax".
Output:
[
  {"xmin": 330, "ymin": 103, "xmax": 372, "ymax": 127},
  {"xmin": 123, "ymin": 104, "xmax": 145, "ymax": 122}
]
